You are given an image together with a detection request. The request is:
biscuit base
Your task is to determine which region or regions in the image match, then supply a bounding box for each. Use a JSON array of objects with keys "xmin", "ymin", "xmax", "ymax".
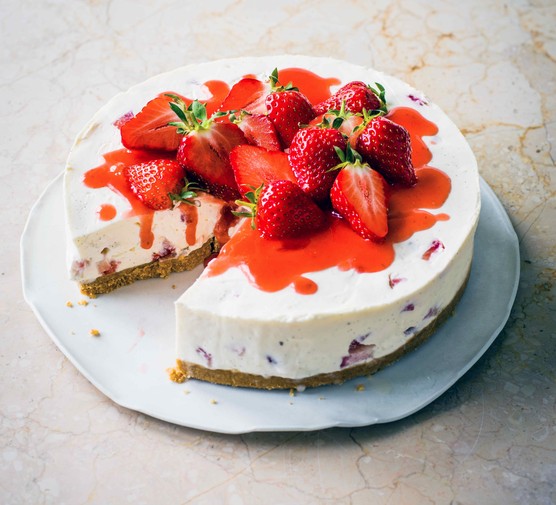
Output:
[
  {"xmin": 175, "ymin": 269, "xmax": 470, "ymax": 390},
  {"xmin": 79, "ymin": 239, "xmax": 217, "ymax": 298}
]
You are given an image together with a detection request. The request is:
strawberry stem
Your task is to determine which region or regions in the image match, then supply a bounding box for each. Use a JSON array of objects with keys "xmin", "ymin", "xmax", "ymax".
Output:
[
  {"xmin": 170, "ymin": 178, "xmax": 203, "ymax": 206},
  {"xmin": 269, "ymin": 68, "xmax": 298, "ymax": 93},
  {"xmin": 329, "ymin": 144, "xmax": 367, "ymax": 172},
  {"xmin": 317, "ymin": 100, "xmax": 354, "ymax": 130},
  {"xmin": 368, "ymin": 82, "xmax": 388, "ymax": 115},
  {"xmin": 166, "ymin": 96, "xmax": 222, "ymax": 134},
  {"xmin": 232, "ymin": 184, "xmax": 263, "ymax": 229}
]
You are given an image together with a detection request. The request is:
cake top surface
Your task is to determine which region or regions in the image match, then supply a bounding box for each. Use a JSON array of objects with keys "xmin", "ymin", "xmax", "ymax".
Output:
[{"xmin": 64, "ymin": 55, "xmax": 480, "ymax": 315}]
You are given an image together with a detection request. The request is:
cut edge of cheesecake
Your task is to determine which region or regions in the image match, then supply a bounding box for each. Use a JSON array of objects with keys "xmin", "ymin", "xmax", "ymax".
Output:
[{"xmin": 79, "ymin": 238, "xmax": 218, "ymax": 298}]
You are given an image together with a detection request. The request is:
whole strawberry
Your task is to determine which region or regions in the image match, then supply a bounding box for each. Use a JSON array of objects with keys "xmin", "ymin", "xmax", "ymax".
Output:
[
  {"xmin": 265, "ymin": 69, "xmax": 316, "ymax": 148},
  {"xmin": 288, "ymin": 127, "xmax": 347, "ymax": 203},
  {"xmin": 330, "ymin": 146, "xmax": 388, "ymax": 241},
  {"xmin": 124, "ymin": 159, "xmax": 184, "ymax": 210},
  {"xmin": 314, "ymin": 81, "xmax": 385, "ymax": 116},
  {"xmin": 356, "ymin": 116, "xmax": 416, "ymax": 187},
  {"xmin": 236, "ymin": 180, "xmax": 328, "ymax": 239}
]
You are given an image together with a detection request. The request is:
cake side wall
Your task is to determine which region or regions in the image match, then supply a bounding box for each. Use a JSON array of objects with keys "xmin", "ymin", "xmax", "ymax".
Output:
[{"xmin": 175, "ymin": 229, "xmax": 476, "ymax": 381}]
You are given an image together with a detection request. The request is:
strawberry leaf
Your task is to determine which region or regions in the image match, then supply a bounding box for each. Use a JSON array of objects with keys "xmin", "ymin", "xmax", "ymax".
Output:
[
  {"xmin": 233, "ymin": 184, "xmax": 263, "ymax": 229},
  {"xmin": 192, "ymin": 100, "xmax": 208, "ymax": 125},
  {"xmin": 269, "ymin": 68, "xmax": 298, "ymax": 92},
  {"xmin": 368, "ymin": 82, "xmax": 388, "ymax": 114},
  {"xmin": 170, "ymin": 178, "xmax": 203, "ymax": 206},
  {"xmin": 169, "ymin": 102, "xmax": 189, "ymax": 123},
  {"xmin": 330, "ymin": 144, "xmax": 365, "ymax": 172}
]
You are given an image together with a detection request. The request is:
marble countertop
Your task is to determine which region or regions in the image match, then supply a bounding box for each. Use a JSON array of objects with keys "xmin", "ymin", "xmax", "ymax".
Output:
[{"xmin": 2, "ymin": 1, "xmax": 554, "ymax": 503}]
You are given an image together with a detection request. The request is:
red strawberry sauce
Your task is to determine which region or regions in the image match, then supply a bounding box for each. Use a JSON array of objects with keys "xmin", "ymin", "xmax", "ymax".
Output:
[
  {"xmin": 207, "ymin": 73, "xmax": 451, "ymax": 295},
  {"xmin": 207, "ymin": 165, "xmax": 450, "ymax": 295},
  {"xmin": 277, "ymin": 68, "xmax": 340, "ymax": 104},
  {"xmin": 97, "ymin": 203, "xmax": 117, "ymax": 221},
  {"xmin": 83, "ymin": 68, "xmax": 451, "ymax": 294}
]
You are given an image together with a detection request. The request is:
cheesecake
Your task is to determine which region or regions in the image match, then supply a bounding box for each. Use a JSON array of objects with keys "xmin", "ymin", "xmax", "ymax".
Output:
[{"xmin": 64, "ymin": 56, "xmax": 480, "ymax": 389}]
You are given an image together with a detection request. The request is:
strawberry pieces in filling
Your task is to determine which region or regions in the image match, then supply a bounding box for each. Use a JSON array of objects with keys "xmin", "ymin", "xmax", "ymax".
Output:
[{"xmin": 218, "ymin": 77, "xmax": 269, "ymax": 115}]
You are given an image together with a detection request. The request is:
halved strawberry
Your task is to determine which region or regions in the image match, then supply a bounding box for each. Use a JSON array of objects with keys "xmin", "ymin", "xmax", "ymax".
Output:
[
  {"xmin": 265, "ymin": 69, "xmax": 316, "ymax": 148},
  {"xmin": 288, "ymin": 127, "xmax": 347, "ymax": 203},
  {"xmin": 230, "ymin": 145, "xmax": 295, "ymax": 195},
  {"xmin": 218, "ymin": 77, "xmax": 269, "ymax": 115},
  {"xmin": 235, "ymin": 113, "xmax": 281, "ymax": 151},
  {"xmin": 236, "ymin": 180, "xmax": 328, "ymax": 239},
  {"xmin": 175, "ymin": 100, "xmax": 246, "ymax": 201},
  {"xmin": 124, "ymin": 159, "xmax": 184, "ymax": 210},
  {"xmin": 355, "ymin": 116, "xmax": 416, "ymax": 186},
  {"xmin": 120, "ymin": 93, "xmax": 188, "ymax": 151},
  {"xmin": 330, "ymin": 147, "xmax": 388, "ymax": 241},
  {"xmin": 314, "ymin": 81, "xmax": 386, "ymax": 116}
]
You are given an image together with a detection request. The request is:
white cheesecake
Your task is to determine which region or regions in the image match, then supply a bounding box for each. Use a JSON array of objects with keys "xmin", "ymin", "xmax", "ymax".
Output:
[{"xmin": 64, "ymin": 56, "xmax": 480, "ymax": 389}]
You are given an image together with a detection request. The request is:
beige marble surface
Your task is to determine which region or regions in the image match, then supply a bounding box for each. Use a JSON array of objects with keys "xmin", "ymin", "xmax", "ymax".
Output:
[{"xmin": 1, "ymin": 0, "xmax": 555, "ymax": 503}]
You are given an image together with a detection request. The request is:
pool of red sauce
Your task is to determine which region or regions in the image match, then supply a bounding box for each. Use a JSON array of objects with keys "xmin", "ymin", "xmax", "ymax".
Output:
[{"xmin": 83, "ymin": 68, "xmax": 449, "ymax": 294}]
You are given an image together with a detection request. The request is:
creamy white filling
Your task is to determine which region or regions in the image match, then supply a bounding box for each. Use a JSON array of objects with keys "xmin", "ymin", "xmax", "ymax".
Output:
[
  {"xmin": 64, "ymin": 55, "xmax": 481, "ymax": 382},
  {"xmin": 67, "ymin": 193, "xmax": 226, "ymax": 284}
]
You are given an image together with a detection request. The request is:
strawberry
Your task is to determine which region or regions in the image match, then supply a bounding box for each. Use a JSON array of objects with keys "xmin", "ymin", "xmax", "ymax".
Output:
[
  {"xmin": 265, "ymin": 69, "xmax": 316, "ymax": 148},
  {"xmin": 218, "ymin": 77, "xmax": 269, "ymax": 115},
  {"xmin": 236, "ymin": 180, "xmax": 327, "ymax": 239},
  {"xmin": 355, "ymin": 116, "xmax": 416, "ymax": 186},
  {"xmin": 288, "ymin": 127, "xmax": 347, "ymax": 202},
  {"xmin": 173, "ymin": 99, "xmax": 246, "ymax": 201},
  {"xmin": 312, "ymin": 112, "xmax": 363, "ymax": 140},
  {"xmin": 314, "ymin": 81, "xmax": 386, "ymax": 116},
  {"xmin": 330, "ymin": 146, "xmax": 388, "ymax": 241},
  {"xmin": 230, "ymin": 145, "xmax": 296, "ymax": 195},
  {"xmin": 233, "ymin": 112, "xmax": 281, "ymax": 151},
  {"xmin": 124, "ymin": 159, "xmax": 184, "ymax": 210},
  {"xmin": 120, "ymin": 93, "xmax": 188, "ymax": 151},
  {"xmin": 309, "ymin": 101, "xmax": 365, "ymax": 147}
]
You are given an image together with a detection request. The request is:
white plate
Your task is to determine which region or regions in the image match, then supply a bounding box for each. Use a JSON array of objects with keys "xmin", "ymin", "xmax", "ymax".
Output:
[{"xmin": 21, "ymin": 175, "xmax": 519, "ymax": 434}]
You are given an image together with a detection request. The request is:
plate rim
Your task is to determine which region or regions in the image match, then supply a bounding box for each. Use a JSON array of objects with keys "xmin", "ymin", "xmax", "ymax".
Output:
[{"xmin": 20, "ymin": 174, "xmax": 520, "ymax": 434}]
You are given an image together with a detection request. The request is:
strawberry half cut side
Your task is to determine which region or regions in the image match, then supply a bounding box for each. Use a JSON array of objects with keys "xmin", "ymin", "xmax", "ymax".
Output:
[
  {"xmin": 174, "ymin": 100, "xmax": 247, "ymax": 201},
  {"xmin": 120, "ymin": 93, "xmax": 188, "ymax": 152},
  {"xmin": 330, "ymin": 147, "xmax": 388, "ymax": 241},
  {"xmin": 218, "ymin": 77, "xmax": 269, "ymax": 115},
  {"xmin": 230, "ymin": 145, "xmax": 296, "ymax": 195}
]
